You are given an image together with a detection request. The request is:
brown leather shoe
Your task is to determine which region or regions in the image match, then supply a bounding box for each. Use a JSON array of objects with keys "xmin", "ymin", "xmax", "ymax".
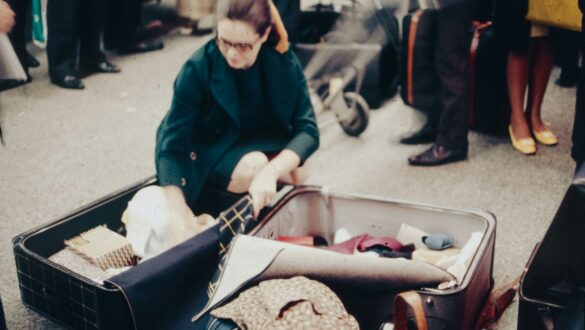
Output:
[{"xmin": 408, "ymin": 144, "xmax": 467, "ymax": 166}]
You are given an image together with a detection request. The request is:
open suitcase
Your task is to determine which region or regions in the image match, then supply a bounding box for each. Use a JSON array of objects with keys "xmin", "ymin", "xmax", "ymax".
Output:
[
  {"xmin": 517, "ymin": 173, "xmax": 585, "ymax": 329},
  {"xmin": 14, "ymin": 178, "xmax": 495, "ymax": 329}
]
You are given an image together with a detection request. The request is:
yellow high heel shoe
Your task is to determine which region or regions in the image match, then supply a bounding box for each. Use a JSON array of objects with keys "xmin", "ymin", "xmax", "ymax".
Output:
[
  {"xmin": 509, "ymin": 125, "xmax": 536, "ymax": 155},
  {"xmin": 532, "ymin": 128, "xmax": 558, "ymax": 146}
]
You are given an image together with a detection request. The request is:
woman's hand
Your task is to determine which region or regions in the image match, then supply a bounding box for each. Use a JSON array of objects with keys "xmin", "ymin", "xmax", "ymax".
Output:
[
  {"xmin": 248, "ymin": 163, "xmax": 280, "ymax": 218},
  {"xmin": 0, "ymin": 1, "xmax": 15, "ymax": 33}
]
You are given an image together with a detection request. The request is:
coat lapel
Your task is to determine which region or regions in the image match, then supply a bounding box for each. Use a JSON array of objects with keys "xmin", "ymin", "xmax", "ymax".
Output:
[
  {"xmin": 208, "ymin": 44, "xmax": 298, "ymax": 130},
  {"xmin": 209, "ymin": 45, "xmax": 241, "ymax": 126},
  {"xmin": 260, "ymin": 48, "xmax": 297, "ymax": 130}
]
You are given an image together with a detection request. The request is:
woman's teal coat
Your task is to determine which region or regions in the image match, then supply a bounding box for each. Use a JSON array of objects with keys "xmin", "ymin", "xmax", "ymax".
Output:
[{"xmin": 155, "ymin": 40, "xmax": 319, "ymax": 202}]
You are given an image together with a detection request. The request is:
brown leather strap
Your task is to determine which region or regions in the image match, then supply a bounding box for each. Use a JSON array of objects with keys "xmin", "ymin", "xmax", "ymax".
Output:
[
  {"xmin": 468, "ymin": 21, "xmax": 492, "ymax": 126},
  {"xmin": 407, "ymin": 10, "xmax": 424, "ymax": 105},
  {"xmin": 269, "ymin": 0, "xmax": 289, "ymax": 54},
  {"xmin": 394, "ymin": 291, "xmax": 428, "ymax": 330}
]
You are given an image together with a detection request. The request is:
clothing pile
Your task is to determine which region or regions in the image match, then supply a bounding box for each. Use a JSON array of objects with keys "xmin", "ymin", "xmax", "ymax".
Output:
[
  {"xmin": 49, "ymin": 186, "xmax": 219, "ymax": 284},
  {"xmin": 275, "ymin": 224, "xmax": 483, "ymax": 283},
  {"xmin": 209, "ymin": 276, "xmax": 359, "ymax": 330}
]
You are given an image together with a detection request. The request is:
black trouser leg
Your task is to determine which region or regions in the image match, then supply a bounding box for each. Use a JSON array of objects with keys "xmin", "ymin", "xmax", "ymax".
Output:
[
  {"xmin": 434, "ymin": 2, "xmax": 473, "ymax": 149},
  {"xmin": 6, "ymin": 0, "xmax": 30, "ymax": 72},
  {"xmin": 105, "ymin": 0, "xmax": 142, "ymax": 49},
  {"xmin": 557, "ymin": 29, "xmax": 580, "ymax": 82},
  {"xmin": 79, "ymin": 0, "xmax": 106, "ymax": 64},
  {"xmin": 573, "ymin": 25, "xmax": 585, "ymax": 166},
  {"xmin": 47, "ymin": 0, "xmax": 80, "ymax": 79}
]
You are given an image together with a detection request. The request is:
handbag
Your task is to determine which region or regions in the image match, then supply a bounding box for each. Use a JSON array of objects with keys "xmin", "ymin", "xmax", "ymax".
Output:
[{"xmin": 526, "ymin": 0, "xmax": 582, "ymax": 32}]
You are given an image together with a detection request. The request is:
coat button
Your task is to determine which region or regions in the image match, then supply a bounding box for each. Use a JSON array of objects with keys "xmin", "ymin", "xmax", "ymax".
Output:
[
  {"xmin": 180, "ymin": 178, "xmax": 187, "ymax": 186},
  {"xmin": 190, "ymin": 152, "xmax": 197, "ymax": 161}
]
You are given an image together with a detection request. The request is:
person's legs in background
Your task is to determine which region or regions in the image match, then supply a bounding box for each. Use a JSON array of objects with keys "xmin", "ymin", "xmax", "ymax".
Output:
[
  {"xmin": 105, "ymin": 0, "xmax": 163, "ymax": 55},
  {"xmin": 506, "ymin": 46, "xmax": 536, "ymax": 154},
  {"xmin": 555, "ymin": 29, "xmax": 580, "ymax": 88},
  {"xmin": 6, "ymin": 0, "xmax": 37, "ymax": 82},
  {"xmin": 78, "ymin": 0, "xmax": 119, "ymax": 74},
  {"xmin": 47, "ymin": 0, "xmax": 84, "ymax": 89},
  {"xmin": 526, "ymin": 37, "xmax": 557, "ymax": 145},
  {"xmin": 408, "ymin": 2, "xmax": 472, "ymax": 166},
  {"xmin": 573, "ymin": 21, "xmax": 585, "ymax": 173}
]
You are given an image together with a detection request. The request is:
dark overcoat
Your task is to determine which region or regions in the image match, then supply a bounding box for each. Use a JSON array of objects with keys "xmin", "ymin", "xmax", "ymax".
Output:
[{"xmin": 155, "ymin": 40, "xmax": 319, "ymax": 202}]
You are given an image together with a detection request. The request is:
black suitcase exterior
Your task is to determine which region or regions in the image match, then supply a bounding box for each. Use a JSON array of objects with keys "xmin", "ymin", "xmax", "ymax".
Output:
[
  {"xmin": 400, "ymin": 9, "xmax": 441, "ymax": 114},
  {"xmin": 517, "ymin": 175, "xmax": 585, "ymax": 329},
  {"xmin": 12, "ymin": 177, "xmax": 242, "ymax": 330}
]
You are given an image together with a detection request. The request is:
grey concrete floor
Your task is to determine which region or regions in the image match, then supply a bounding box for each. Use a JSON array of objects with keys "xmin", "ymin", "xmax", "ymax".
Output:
[{"xmin": 0, "ymin": 16, "xmax": 579, "ymax": 330}]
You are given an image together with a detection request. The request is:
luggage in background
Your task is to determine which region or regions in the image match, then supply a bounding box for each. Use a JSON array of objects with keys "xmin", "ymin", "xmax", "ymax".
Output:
[
  {"xmin": 517, "ymin": 175, "xmax": 585, "ymax": 329},
  {"xmin": 468, "ymin": 23, "xmax": 510, "ymax": 136},
  {"xmin": 401, "ymin": 8, "xmax": 510, "ymax": 136},
  {"xmin": 400, "ymin": 9, "xmax": 441, "ymax": 114}
]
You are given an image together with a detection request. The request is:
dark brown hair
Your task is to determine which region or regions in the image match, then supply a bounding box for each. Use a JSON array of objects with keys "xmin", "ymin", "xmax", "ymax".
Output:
[{"xmin": 216, "ymin": 0, "xmax": 279, "ymax": 45}]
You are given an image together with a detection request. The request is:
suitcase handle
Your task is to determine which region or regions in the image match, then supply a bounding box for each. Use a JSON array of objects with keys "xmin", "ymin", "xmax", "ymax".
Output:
[{"xmin": 393, "ymin": 291, "xmax": 428, "ymax": 330}]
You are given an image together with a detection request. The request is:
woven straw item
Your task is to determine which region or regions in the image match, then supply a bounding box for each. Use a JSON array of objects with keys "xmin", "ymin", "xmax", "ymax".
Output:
[{"xmin": 65, "ymin": 225, "xmax": 135, "ymax": 270}]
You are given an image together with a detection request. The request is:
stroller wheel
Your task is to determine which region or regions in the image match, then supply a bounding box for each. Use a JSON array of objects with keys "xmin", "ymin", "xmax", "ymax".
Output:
[{"xmin": 339, "ymin": 92, "xmax": 370, "ymax": 137}]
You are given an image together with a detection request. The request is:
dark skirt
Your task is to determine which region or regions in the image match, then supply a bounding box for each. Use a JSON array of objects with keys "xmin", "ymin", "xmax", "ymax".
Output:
[
  {"xmin": 493, "ymin": 0, "xmax": 532, "ymax": 53},
  {"xmin": 207, "ymin": 135, "xmax": 286, "ymax": 190}
]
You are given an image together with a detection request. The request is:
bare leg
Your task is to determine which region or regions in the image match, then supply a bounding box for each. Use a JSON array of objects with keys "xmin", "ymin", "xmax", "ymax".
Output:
[
  {"xmin": 526, "ymin": 37, "xmax": 554, "ymax": 132},
  {"xmin": 507, "ymin": 49, "xmax": 532, "ymax": 139}
]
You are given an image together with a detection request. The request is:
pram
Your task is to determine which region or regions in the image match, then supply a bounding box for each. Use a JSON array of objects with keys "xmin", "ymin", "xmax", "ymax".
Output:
[{"xmin": 277, "ymin": 0, "xmax": 401, "ymax": 137}]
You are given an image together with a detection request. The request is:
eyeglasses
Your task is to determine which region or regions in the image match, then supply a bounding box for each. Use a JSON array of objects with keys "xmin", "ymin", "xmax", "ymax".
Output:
[{"xmin": 216, "ymin": 35, "xmax": 261, "ymax": 53}]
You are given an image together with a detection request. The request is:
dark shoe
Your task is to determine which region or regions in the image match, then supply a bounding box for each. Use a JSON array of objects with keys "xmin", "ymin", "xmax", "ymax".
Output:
[
  {"xmin": 27, "ymin": 52, "xmax": 40, "ymax": 68},
  {"xmin": 52, "ymin": 75, "xmax": 85, "ymax": 90},
  {"xmin": 400, "ymin": 124, "xmax": 437, "ymax": 145},
  {"xmin": 92, "ymin": 60, "xmax": 121, "ymax": 73},
  {"xmin": 556, "ymin": 77, "xmax": 579, "ymax": 88},
  {"xmin": 118, "ymin": 40, "xmax": 164, "ymax": 54},
  {"xmin": 408, "ymin": 144, "xmax": 467, "ymax": 166},
  {"xmin": 556, "ymin": 69, "xmax": 580, "ymax": 88},
  {"xmin": 0, "ymin": 76, "xmax": 31, "ymax": 91}
]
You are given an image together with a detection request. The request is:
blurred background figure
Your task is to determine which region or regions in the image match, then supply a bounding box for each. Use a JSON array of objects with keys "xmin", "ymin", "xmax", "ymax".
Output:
[
  {"xmin": 574, "ymin": 0, "xmax": 585, "ymax": 175},
  {"xmin": 407, "ymin": 0, "xmax": 492, "ymax": 166},
  {"xmin": 0, "ymin": 0, "xmax": 15, "ymax": 144},
  {"xmin": 494, "ymin": 0, "xmax": 557, "ymax": 155},
  {"xmin": 176, "ymin": 0, "xmax": 216, "ymax": 35},
  {"xmin": 47, "ymin": 0, "xmax": 119, "ymax": 90},
  {"xmin": 105, "ymin": 0, "xmax": 164, "ymax": 54},
  {"xmin": 0, "ymin": 0, "xmax": 14, "ymax": 33},
  {"xmin": 5, "ymin": 0, "xmax": 39, "ymax": 84},
  {"xmin": 554, "ymin": 29, "xmax": 580, "ymax": 88}
]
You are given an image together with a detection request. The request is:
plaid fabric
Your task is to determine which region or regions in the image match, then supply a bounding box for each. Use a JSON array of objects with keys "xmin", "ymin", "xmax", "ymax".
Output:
[{"xmin": 208, "ymin": 195, "xmax": 256, "ymax": 298}]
